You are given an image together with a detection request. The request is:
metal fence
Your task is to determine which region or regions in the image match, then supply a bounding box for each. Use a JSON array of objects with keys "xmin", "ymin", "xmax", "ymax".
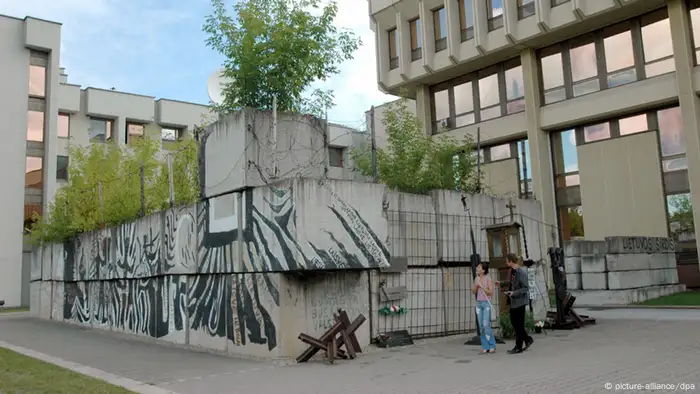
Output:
[{"xmin": 372, "ymin": 210, "xmax": 552, "ymax": 340}]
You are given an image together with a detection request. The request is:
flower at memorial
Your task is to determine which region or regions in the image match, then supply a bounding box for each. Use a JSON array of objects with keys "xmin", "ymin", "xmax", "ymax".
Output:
[
  {"xmin": 534, "ymin": 320, "xmax": 545, "ymax": 328},
  {"xmin": 379, "ymin": 306, "xmax": 408, "ymax": 316}
]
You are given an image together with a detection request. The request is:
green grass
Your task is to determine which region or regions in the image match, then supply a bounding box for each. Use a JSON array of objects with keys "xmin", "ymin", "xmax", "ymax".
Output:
[
  {"xmin": 639, "ymin": 291, "xmax": 700, "ymax": 306},
  {"xmin": 0, "ymin": 307, "xmax": 29, "ymax": 314},
  {"xmin": 0, "ymin": 347, "xmax": 133, "ymax": 394}
]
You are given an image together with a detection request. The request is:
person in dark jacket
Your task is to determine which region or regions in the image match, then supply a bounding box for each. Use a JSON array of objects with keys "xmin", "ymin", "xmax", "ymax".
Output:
[{"xmin": 504, "ymin": 253, "xmax": 533, "ymax": 354}]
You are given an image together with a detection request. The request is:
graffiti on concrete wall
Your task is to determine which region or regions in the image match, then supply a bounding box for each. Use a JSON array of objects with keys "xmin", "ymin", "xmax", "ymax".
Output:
[
  {"xmin": 164, "ymin": 206, "xmax": 197, "ymax": 274},
  {"xmin": 115, "ymin": 216, "xmax": 162, "ymax": 278}
]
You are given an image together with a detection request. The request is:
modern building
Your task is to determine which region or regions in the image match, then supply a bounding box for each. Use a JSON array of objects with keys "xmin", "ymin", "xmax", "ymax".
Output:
[
  {"xmin": 368, "ymin": 0, "xmax": 700, "ymax": 287},
  {"xmin": 0, "ymin": 14, "xmax": 370, "ymax": 308}
]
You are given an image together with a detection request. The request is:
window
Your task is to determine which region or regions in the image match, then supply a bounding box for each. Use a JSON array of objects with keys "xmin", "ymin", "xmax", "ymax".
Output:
[
  {"xmin": 691, "ymin": 0, "xmax": 700, "ymax": 64},
  {"xmin": 518, "ymin": 0, "xmax": 535, "ymax": 20},
  {"xmin": 433, "ymin": 88, "xmax": 450, "ymax": 131},
  {"xmin": 89, "ymin": 118, "xmax": 113, "ymax": 143},
  {"xmin": 570, "ymin": 39, "xmax": 599, "ymax": 97},
  {"xmin": 388, "ymin": 28, "xmax": 398, "ymax": 70},
  {"xmin": 505, "ymin": 64, "xmax": 525, "ymax": 114},
  {"xmin": 641, "ymin": 10, "xmax": 674, "ymax": 78},
  {"xmin": 162, "ymin": 128, "xmax": 181, "ymax": 142},
  {"xmin": 490, "ymin": 144, "xmax": 511, "ymax": 161},
  {"xmin": 479, "ymin": 71, "xmax": 500, "ymax": 121},
  {"xmin": 433, "ymin": 7, "xmax": 447, "ymax": 52},
  {"xmin": 552, "ymin": 129, "xmax": 579, "ymax": 182},
  {"xmin": 559, "ymin": 206, "xmax": 585, "ymax": 241},
  {"xmin": 667, "ymin": 193, "xmax": 694, "ymax": 241},
  {"xmin": 58, "ymin": 113, "xmax": 70, "ymax": 138},
  {"xmin": 540, "ymin": 51, "xmax": 565, "ymax": 104},
  {"xmin": 551, "ymin": 0, "xmax": 571, "ymax": 6},
  {"xmin": 328, "ymin": 147, "xmax": 344, "ymax": 167},
  {"xmin": 26, "ymin": 157, "xmax": 43, "ymax": 189},
  {"xmin": 454, "ymin": 81, "xmax": 475, "ymax": 127},
  {"xmin": 126, "ymin": 123, "xmax": 145, "ymax": 145},
  {"xmin": 583, "ymin": 122, "xmax": 610, "ymax": 143},
  {"xmin": 517, "ymin": 140, "xmax": 532, "ymax": 198},
  {"xmin": 658, "ymin": 107, "xmax": 685, "ymax": 157},
  {"xmin": 410, "ymin": 18, "xmax": 422, "ymax": 61},
  {"xmin": 27, "ymin": 110, "xmax": 44, "ymax": 142},
  {"xmin": 459, "ymin": 0, "xmax": 474, "ymax": 41},
  {"xmin": 488, "ymin": 0, "xmax": 504, "ymax": 31},
  {"xmin": 28, "ymin": 65, "xmax": 46, "ymax": 98},
  {"xmin": 56, "ymin": 155, "xmax": 69, "ymax": 180},
  {"xmin": 619, "ymin": 114, "xmax": 648, "ymax": 136},
  {"xmin": 603, "ymin": 25, "xmax": 637, "ymax": 88}
]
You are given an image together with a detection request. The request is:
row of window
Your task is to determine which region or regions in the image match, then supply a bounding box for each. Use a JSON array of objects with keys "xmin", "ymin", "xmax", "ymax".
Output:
[
  {"xmin": 477, "ymin": 138, "xmax": 532, "ymax": 198},
  {"xmin": 431, "ymin": 58, "xmax": 525, "ymax": 133},
  {"xmin": 388, "ymin": 0, "xmax": 571, "ymax": 69},
  {"xmin": 539, "ymin": 8, "xmax": 674, "ymax": 104}
]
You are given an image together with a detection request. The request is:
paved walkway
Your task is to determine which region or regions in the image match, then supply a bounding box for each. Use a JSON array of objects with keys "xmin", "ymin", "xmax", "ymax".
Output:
[{"xmin": 1, "ymin": 310, "xmax": 700, "ymax": 394}]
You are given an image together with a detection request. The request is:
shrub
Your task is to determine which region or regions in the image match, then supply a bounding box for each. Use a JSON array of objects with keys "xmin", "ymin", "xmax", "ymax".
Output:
[{"xmin": 497, "ymin": 310, "xmax": 536, "ymax": 339}]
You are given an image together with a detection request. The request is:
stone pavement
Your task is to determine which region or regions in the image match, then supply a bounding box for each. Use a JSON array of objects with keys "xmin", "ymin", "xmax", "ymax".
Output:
[{"xmin": 1, "ymin": 310, "xmax": 699, "ymax": 394}]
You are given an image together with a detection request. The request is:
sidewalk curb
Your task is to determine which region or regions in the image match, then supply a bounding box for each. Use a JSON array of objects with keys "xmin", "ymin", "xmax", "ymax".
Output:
[
  {"xmin": 578, "ymin": 305, "xmax": 700, "ymax": 310},
  {"xmin": 0, "ymin": 341, "xmax": 177, "ymax": 394}
]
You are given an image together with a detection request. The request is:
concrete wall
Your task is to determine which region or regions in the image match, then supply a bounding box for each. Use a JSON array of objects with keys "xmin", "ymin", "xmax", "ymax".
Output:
[
  {"xmin": 578, "ymin": 132, "xmax": 667, "ymax": 239},
  {"xmin": 482, "ymin": 158, "xmax": 521, "ymax": 198},
  {"xmin": 31, "ymin": 178, "xmax": 550, "ymax": 354},
  {"xmin": 203, "ymin": 111, "xmax": 371, "ymax": 198},
  {"xmin": 565, "ymin": 237, "xmax": 685, "ymax": 305}
]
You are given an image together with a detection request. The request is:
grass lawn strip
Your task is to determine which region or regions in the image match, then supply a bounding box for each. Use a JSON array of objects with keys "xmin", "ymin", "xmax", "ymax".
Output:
[
  {"xmin": 0, "ymin": 347, "xmax": 134, "ymax": 394},
  {"xmin": 640, "ymin": 291, "xmax": 700, "ymax": 306}
]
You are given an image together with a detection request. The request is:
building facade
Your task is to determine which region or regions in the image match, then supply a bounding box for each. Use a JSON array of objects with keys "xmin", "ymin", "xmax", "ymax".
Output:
[{"xmin": 368, "ymin": 0, "xmax": 700, "ymax": 286}]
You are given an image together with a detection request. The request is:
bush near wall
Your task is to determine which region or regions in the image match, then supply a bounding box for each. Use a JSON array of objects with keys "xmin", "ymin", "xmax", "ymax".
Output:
[{"xmin": 29, "ymin": 138, "xmax": 199, "ymax": 245}]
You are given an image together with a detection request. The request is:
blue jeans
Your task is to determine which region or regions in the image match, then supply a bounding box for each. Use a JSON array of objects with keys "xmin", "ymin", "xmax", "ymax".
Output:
[{"xmin": 476, "ymin": 300, "xmax": 496, "ymax": 351}]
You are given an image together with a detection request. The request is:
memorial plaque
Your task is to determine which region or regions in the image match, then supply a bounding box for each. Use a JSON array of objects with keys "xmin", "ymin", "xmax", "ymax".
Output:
[{"xmin": 606, "ymin": 236, "xmax": 675, "ymax": 255}]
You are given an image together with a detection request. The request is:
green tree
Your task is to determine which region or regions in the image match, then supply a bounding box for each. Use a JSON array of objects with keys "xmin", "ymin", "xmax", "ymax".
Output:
[
  {"xmin": 203, "ymin": 0, "xmax": 361, "ymax": 116},
  {"xmin": 350, "ymin": 99, "xmax": 480, "ymax": 194},
  {"xmin": 669, "ymin": 194, "xmax": 694, "ymax": 233},
  {"xmin": 29, "ymin": 139, "xmax": 199, "ymax": 244},
  {"xmin": 568, "ymin": 207, "xmax": 584, "ymax": 238}
]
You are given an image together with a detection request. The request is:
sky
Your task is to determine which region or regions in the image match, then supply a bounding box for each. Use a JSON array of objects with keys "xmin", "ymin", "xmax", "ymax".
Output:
[{"xmin": 0, "ymin": 0, "xmax": 394, "ymax": 130}]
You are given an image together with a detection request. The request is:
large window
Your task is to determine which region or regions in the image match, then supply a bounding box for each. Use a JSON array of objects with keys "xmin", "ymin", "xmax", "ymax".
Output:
[
  {"xmin": 58, "ymin": 113, "xmax": 70, "ymax": 138},
  {"xmin": 56, "ymin": 155, "xmax": 69, "ymax": 180},
  {"xmin": 27, "ymin": 110, "xmax": 44, "ymax": 142},
  {"xmin": 162, "ymin": 127, "xmax": 181, "ymax": 142},
  {"xmin": 28, "ymin": 65, "xmax": 46, "ymax": 98},
  {"xmin": 604, "ymin": 23, "xmax": 637, "ymax": 88},
  {"xmin": 410, "ymin": 18, "xmax": 422, "ymax": 61},
  {"xmin": 539, "ymin": 10, "xmax": 671, "ymax": 105},
  {"xmin": 388, "ymin": 28, "xmax": 398, "ymax": 70},
  {"xmin": 26, "ymin": 157, "xmax": 43, "ymax": 189},
  {"xmin": 488, "ymin": 0, "xmax": 504, "ymax": 31},
  {"xmin": 518, "ymin": 0, "xmax": 536, "ymax": 20},
  {"xmin": 517, "ymin": 139, "xmax": 532, "ymax": 198},
  {"xmin": 433, "ymin": 7, "xmax": 447, "ymax": 52},
  {"xmin": 552, "ymin": 129, "xmax": 583, "ymax": 241},
  {"xmin": 641, "ymin": 9, "xmax": 674, "ymax": 78},
  {"xmin": 505, "ymin": 64, "xmax": 525, "ymax": 114},
  {"xmin": 459, "ymin": 0, "xmax": 474, "ymax": 41},
  {"xmin": 89, "ymin": 118, "xmax": 113, "ymax": 143},
  {"xmin": 431, "ymin": 58, "xmax": 524, "ymax": 133}
]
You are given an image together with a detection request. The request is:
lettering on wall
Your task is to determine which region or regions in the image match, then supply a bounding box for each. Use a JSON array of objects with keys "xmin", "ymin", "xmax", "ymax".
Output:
[
  {"xmin": 309, "ymin": 274, "xmax": 367, "ymax": 332},
  {"xmin": 616, "ymin": 237, "xmax": 676, "ymax": 254}
]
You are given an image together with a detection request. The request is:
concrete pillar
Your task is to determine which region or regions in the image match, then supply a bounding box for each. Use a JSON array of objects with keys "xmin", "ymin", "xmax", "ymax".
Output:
[
  {"xmin": 668, "ymin": 0, "xmax": 700, "ymax": 271},
  {"xmin": 374, "ymin": 17, "xmax": 389, "ymax": 89},
  {"xmin": 521, "ymin": 48, "xmax": 558, "ymax": 255},
  {"xmin": 415, "ymin": 84, "xmax": 432, "ymax": 137},
  {"xmin": 473, "ymin": 0, "xmax": 488, "ymax": 53},
  {"xmin": 419, "ymin": 0, "xmax": 436, "ymax": 72},
  {"xmin": 397, "ymin": 12, "xmax": 410, "ymax": 80},
  {"xmin": 445, "ymin": 0, "xmax": 460, "ymax": 63}
]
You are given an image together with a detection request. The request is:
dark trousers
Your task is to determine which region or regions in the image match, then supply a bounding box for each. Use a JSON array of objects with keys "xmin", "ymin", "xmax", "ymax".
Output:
[{"xmin": 510, "ymin": 305, "xmax": 531, "ymax": 350}]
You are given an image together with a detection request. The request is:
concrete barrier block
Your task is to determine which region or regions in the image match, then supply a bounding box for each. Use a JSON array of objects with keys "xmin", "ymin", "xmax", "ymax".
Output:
[
  {"xmin": 607, "ymin": 270, "xmax": 655, "ymax": 289},
  {"xmin": 564, "ymin": 257, "xmax": 581, "ymax": 274},
  {"xmin": 564, "ymin": 241, "xmax": 582, "ymax": 257},
  {"xmin": 581, "ymin": 254, "xmax": 606, "ymax": 273},
  {"xmin": 648, "ymin": 253, "xmax": 677, "ymax": 270},
  {"xmin": 570, "ymin": 284, "xmax": 686, "ymax": 306},
  {"xmin": 605, "ymin": 236, "xmax": 675, "ymax": 255},
  {"xmin": 656, "ymin": 268, "xmax": 678, "ymax": 285},
  {"xmin": 566, "ymin": 273, "xmax": 582, "ymax": 290},
  {"xmin": 581, "ymin": 273, "xmax": 607, "ymax": 290},
  {"xmin": 606, "ymin": 254, "xmax": 650, "ymax": 272},
  {"xmin": 29, "ymin": 282, "xmax": 41, "ymax": 317}
]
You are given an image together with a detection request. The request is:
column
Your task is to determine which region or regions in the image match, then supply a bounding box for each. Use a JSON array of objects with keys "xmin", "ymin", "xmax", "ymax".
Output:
[
  {"xmin": 415, "ymin": 84, "xmax": 433, "ymax": 137},
  {"xmin": 445, "ymin": 0, "xmax": 461, "ymax": 63},
  {"xmin": 397, "ymin": 12, "xmax": 410, "ymax": 80},
  {"xmin": 419, "ymin": 0, "xmax": 436, "ymax": 72},
  {"xmin": 521, "ymin": 48, "xmax": 558, "ymax": 255},
  {"xmin": 374, "ymin": 17, "xmax": 389, "ymax": 89},
  {"xmin": 668, "ymin": 0, "xmax": 700, "ymax": 267}
]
